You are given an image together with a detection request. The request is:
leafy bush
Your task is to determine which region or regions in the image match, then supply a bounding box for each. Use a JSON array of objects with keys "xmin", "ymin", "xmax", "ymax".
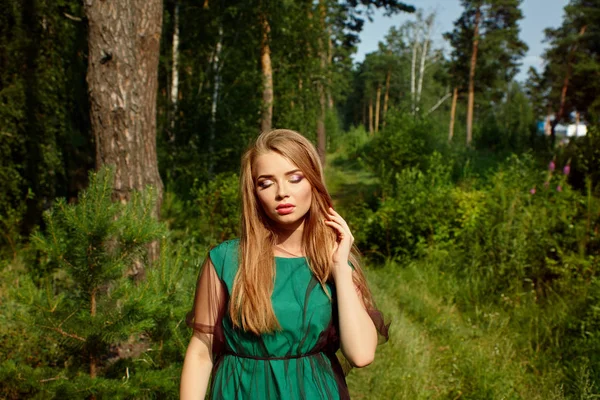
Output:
[
  {"xmin": 162, "ymin": 172, "xmax": 240, "ymax": 252},
  {"xmin": 354, "ymin": 152, "xmax": 456, "ymax": 261}
]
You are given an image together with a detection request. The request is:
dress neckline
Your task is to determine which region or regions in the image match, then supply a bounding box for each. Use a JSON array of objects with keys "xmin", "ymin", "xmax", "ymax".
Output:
[{"xmin": 274, "ymin": 255, "xmax": 306, "ymax": 260}]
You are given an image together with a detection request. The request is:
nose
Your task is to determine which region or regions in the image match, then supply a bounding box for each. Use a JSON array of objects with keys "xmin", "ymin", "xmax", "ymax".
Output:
[{"xmin": 275, "ymin": 181, "xmax": 290, "ymax": 200}]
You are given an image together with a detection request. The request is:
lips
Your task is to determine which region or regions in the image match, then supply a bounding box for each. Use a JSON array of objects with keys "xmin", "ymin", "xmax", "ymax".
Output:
[{"xmin": 276, "ymin": 203, "xmax": 295, "ymax": 215}]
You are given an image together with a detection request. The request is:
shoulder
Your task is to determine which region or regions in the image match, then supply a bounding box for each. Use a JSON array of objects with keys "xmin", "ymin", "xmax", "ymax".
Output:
[{"xmin": 209, "ymin": 239, "xmax": 240, "ymax": 279}]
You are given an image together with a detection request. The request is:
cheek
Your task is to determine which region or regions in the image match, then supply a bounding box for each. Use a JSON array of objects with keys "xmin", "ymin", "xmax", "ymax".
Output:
[
  {"xmin": 298, "ymin": 184, "xmax": 313, "ymax": 207},
  {"xmin": 256, "ymin": 190, "xmax": 271, "ymax": 212}
]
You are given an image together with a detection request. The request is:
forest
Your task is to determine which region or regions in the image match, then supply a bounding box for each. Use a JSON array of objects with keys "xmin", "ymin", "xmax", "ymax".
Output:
[{"xmin": 1, "ymin": 0, "xmax": 600, "ymax": 398}]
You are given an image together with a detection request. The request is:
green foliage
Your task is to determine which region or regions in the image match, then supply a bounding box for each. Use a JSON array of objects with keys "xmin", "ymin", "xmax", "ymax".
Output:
[
  {"xmin": 0, "ymin": 0, "xmax": 92, "ymax": 232},
  {"xmin": 474, "ymin": 82, "xmax": 537, "ymax": 152},
  {"xmin": 444, "ymin": 0, "xmax": 528, "ymax": 96},
  {"xmin": 332, "ymin": 125, "xmax": 600, "ymax": 395},
  {"xmin": 354, "ymin": 153, "xmax": 456, "ymax": 260},
  {"xmin": 162, "ymin": 172, "xmax": 240, "ymax": 252},
  {"xmin": 539, "ymin": 0, "xmax": 600, "ymax": 124},
  {"xmin": 0, "ymin": 167, "xmax": 200, "ymax": 398},
  {"xmin": 555, "ymin": 126, "xmax": 600, "ymax": 195},
  {"xmin": 359, "ymin": 115, "xmax": 437, "ymax": 180}
]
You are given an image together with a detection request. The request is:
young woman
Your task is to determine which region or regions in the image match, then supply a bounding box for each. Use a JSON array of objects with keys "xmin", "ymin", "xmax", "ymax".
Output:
[{"xmin": 180, "ymin": 129, "xmax": 388, "ymax": 399}]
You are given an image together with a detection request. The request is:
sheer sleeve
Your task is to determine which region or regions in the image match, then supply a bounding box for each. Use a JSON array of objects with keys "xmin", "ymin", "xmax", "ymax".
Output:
[{"xmin": 185, "ymin": 255, "xmax": 227, "ymax": 360}]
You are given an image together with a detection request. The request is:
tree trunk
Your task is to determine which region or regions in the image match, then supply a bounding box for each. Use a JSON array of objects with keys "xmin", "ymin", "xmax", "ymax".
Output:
[
  {"xmin": 375, "ymin": 84, "xmax": 381, "ymax": 133},
  {"xmin": 449, "ymin": 87, "xmax": 458, "ymax": 142},
  {"xmin": 90, "ymin": 288, "xmax": 97, "ymax": 380},
  {"xmin": 368, "ymin": 96, "xmax": 374, "ymax": 135},
  {"xmin": 427, "ymin": 91, "xmax": 451, "ymax": 115},
  {"xmin": 260, "ymin": 12, "xmax": 273, "ymax": 132},
  {"xmin": 209, "ymin": 25, "xmax": 223, "ymax": 172},
  {"xmin": 316, "ymin": 0, "xmax": 327, "ymax": 165},
  {"xmin": 382, "ymin": 69, "xmax": 391, "ymax": 128},
  {"xmin": 84, "ymin": 0, "xmax": 164, "ymax": 221},
  {"xmin": 169, "ymin": 2, "xmax": 180, "ymax": 135},
  {"xmin": 410, "ymin": 25, "xmax": 418, "ymax": 115},
  {"xmin": 327, "ymin": 32, "xmax": 334, "ymax": 109},
  {"xmin": 416, "ymin": 15, "xmax": 433, "ymax": 109},
  {"xmin": 362, "ymin": 100, "xmax": 367, "ymax": 129},
  {"xmin": 551, "ymin": 25, "xmax": 587, "ymax": 143},
  {"xmin": 466, "ymin": 6, "xmax": 481, "ymax": 147}
]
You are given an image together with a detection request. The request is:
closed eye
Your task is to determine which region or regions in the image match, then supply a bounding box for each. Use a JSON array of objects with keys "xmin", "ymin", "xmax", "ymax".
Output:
[
  {"xmin": 289, "ymin": 174, "xmax": 304, "ymax": 183},
  {"xmin": 257, "ymin": 179, "xmax": 273, "ymax": 189}
]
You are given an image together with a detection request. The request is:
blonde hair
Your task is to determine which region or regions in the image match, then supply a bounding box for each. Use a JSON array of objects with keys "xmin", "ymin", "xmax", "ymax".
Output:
[{"xmin": 230, "ymin": 129, "xmax": 374, "ymax": 334}]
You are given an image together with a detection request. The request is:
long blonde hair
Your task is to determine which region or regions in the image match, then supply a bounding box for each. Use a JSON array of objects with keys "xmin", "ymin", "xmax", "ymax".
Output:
[{"xmin": 230, "ymin": 129, "xmax": 374, "ymax": 334}]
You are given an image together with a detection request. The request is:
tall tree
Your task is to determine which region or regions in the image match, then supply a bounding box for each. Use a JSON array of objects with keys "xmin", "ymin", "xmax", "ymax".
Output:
[
  {"xmin": 1, "ymin": 0, "xmax": 92, "ymax": 235},
  {"xmin": 535, "ymin": 0, "xmax": 600, "ymax": 142},
  {"xmin": 466, "ymin": 5, "xmax": 481, "ymax": 145},
  {"xmin": 259, "ymin": 8, "xmax": 273, "ymax": 132},
  {"xmin": 445, "ymin": 0, "xmax": 527, "ymax": 146},
  {"xmin": 84, "ymin": 0, "xmax": 164, "ymax": 219}
]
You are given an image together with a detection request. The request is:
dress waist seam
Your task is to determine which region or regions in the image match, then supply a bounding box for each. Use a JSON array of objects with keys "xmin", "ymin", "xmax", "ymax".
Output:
[{"xmin": 222, "ymin": 349, "xmax": 324, "ymax": 361}]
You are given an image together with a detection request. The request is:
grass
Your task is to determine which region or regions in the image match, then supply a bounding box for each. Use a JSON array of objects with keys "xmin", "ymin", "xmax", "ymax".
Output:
[
  {"xmin": 325, "ymin": 151, "xmax": 567, "ymax": 399},
  {"xmin": 347, "ymin": 263, "xmax": 564, "ymax": 400}
]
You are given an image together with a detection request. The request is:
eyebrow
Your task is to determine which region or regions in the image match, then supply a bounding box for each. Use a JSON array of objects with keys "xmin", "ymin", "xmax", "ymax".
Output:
[{"xmin": 256, "ymin": 169, "xmax": 302, "ymax": 180}]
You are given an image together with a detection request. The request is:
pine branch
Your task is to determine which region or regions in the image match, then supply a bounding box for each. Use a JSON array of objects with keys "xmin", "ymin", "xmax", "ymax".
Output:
[
  {"xmin": 40, "ymin": 325, "xmax": 86, "ymax": 342},
  {"xmin": 40, "ymin": 376, "xmax": 69, "ymax": 383}
]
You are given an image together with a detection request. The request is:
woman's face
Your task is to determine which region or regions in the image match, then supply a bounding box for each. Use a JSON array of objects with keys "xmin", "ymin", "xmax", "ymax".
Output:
[{"xmin": 253, "ymin": 151, "xmax": 313, "ymax": 231}]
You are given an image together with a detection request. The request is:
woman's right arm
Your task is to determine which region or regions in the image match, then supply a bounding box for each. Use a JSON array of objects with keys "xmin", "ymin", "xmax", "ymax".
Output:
[
  {"xmin": 180, "ymin": 255, "xmax": 225, "ymax": 399},
  {"xmin": 180, "ymin": 334, "xmax": 213, "ymax": 399}
]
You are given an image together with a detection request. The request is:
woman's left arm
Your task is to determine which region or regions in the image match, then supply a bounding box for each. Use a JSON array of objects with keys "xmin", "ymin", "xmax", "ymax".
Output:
[{"xmin": 325, "ymin": 208, "xmax": 378, "ymax": 368}]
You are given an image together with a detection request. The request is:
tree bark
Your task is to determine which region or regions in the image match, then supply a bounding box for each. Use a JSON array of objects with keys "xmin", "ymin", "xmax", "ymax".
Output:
[
  {"xmin": 368, "ymin": 96, "xmax": 374, "ymax": 135},
  {"xmin": 209, "ymin": 25, "xmax": 223, "ymax": 171},
  {"xmin": 169, "ymin": 2, "xmax": 180, "ymax": 134},
  {"xmin": 466, "ymin": 6, "xmax": 481, "ymax": 147},
  {"xmin": 375, "ymin": 84, "xmax": 381, "ymax": 133},
  {"xmin": 327, "ymin": 32, "xmax": 334, "ymax": 109},
  {"xmin": 449, "ymin": 87, "xmax": 458, "ymax": 142},
  {"xmin": 410, "ymin": 24, "xmax": 419, "ymax": 115},
  {"xmin": 382, "ymin": 69, "xmax": 391, "ymax": 128},
  {"xmin": 84, "ymin": 0, "xmax": 164, "ymax": 219},
  {"xmin": 90, "ymin": 288, "xmax": 97, "ymax": 380},
  {"xmin": 416, "ymin": 15, "xmax": 433, "ymax": 109},
  {"xmin": 316, "ymin": 0, "xmax": 327, "ymax": 165},
  {"xmin": 427, "ymin": 91, "xmax": 451, "ymax": 115},
  {"xmin": 260, "ymin": 12, "xmax": 273, "ymax": 133}
]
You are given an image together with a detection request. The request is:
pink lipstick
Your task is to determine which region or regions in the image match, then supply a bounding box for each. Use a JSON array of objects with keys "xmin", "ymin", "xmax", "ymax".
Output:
[{"xmin": 276, "ymin": 203, "xmax": 295, "ymax": 215}]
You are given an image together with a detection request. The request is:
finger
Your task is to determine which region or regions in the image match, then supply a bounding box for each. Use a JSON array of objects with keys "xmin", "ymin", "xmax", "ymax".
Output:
[
  {"xmin": 324, "ymin": 220, "xmax": 353, "ymax": 242},
  {"xmin": 324, "ymin": 219, "xmax": 346, "ymax": 237},
  {"xmin": 327, "ymin": 210, "xmax": 352, "ymax": 234}
]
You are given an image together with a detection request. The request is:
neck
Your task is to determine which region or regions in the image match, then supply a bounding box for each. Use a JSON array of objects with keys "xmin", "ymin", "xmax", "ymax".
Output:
[{"xmin": 273, "ymin": 220, "xmax": 305, "ymax": 255}]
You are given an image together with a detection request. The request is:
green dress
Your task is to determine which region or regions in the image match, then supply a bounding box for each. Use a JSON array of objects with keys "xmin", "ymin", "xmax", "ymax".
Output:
[{"xmin": 186, "ymin": 239, "xmax": 387, "ymax": 400}]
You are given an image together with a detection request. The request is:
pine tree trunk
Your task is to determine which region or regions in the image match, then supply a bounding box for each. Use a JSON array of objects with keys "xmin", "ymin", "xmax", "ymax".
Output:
[
  {"xmin": 169, "ymin": 2, "xmax": 180, "ymax": 135},
  {"xmin": 551, "ymin": 25, "xmax": 587, "ymax": 143},
  {"xmin": 466, "ymin": 6, "xmax": 481, "ymax": 147},
  {"xmin": 375, "ymin": 84, "xmax": 381, "ymax": 133},
  {"xmin": 382, "ymin": 69, "xmax": 391, "ymax": 128},
  {"xmin": 90, "ymin": 288, "xmax": 97, "ymax": 380},
  {"xmin": 84, "ymin": 0, "xmax": 164, "ymax": 224},
  {"xmin": 362, "ymin": 100, "xmax": 367, "ymax": 128},
  {"xmin": 260, "ymin": 12, "xmax": 273, "ymax": 132},
  {"xmin": 368, "ymin": 97, "xmax": 374, "ymax": 135},
  {"xmin": 449, "ymin": 87, "xmax": 458, "ymax": 142}
]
